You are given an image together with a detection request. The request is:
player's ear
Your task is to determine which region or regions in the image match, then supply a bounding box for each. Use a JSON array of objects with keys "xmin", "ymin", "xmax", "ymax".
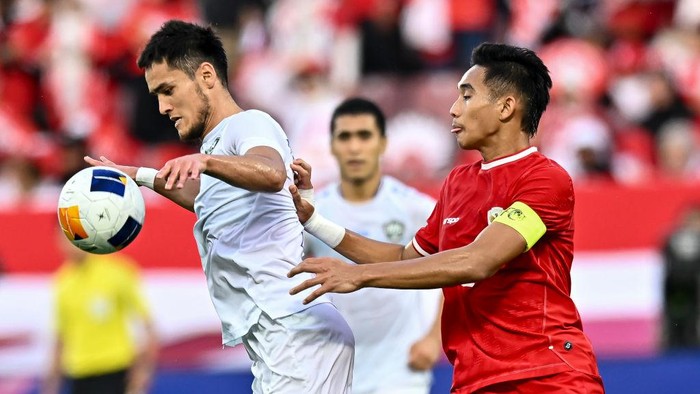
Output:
[
  {"xmin": 498, "ymin": 95, "xmax": 516, "ymax": 121},
  {"xmin": 198, "ymin": 62, "xmax": 217, "ymax": 89}
]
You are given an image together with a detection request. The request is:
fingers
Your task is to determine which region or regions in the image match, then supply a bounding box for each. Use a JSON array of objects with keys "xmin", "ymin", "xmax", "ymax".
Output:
[
  {"xmin": 84, "ymin": 155, "xmax": 99, "ymax": 166},
  {"xmin": 156, "ymin": 164, "xmax": 173, "ymax": 190},
  {"xmin": 288, "ymin": 260, "xmax": 307, "ymax": 278},
  {"xmin": 303, "ymin": 286, "xmax": 328, "ymax": 305},
  {"xmin": 291, "ymin": 161, "xmax": 310, "ymax": 177},
  {"xmin": 84, "ymin": 155, "xmax": 112, "ymax": 167},
  {"xmin": 99, "ymin": 156, "xmax": 115, "ymax": 165},
  {"xmin": 289, "ymin": 184, "xmax": 301, "ymax": 204},
  {"xmin": 158, "ymin": 160, "xmax": 199, "ymax": 190},
  {"xmin": 289, "ymin": 276, "xmax": 322, "ymax": 295},
  {"xmin": 288, "ymin": 278, "xmax": 330, "ymax": 304},
  {"xmin": 293, "ymin": 158, "xmax": 312, "ymax": 173}
]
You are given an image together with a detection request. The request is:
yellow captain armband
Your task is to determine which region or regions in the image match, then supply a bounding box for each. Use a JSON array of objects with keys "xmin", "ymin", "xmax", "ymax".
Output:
[{"xmin": 493, "ymin": 201, "xmax": 547, "ymax": 251}]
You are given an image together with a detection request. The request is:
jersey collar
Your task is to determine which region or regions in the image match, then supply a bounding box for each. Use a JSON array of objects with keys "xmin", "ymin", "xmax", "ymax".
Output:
[{"xmin": 481, "ymin": 146, "xmax": 538, "ymax": 170}]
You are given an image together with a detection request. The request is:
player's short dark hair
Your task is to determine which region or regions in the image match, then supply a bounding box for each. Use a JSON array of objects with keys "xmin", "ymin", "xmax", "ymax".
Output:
[
  {"xmin": 471, "ymin": 43, "xmax": 552, "ymax": 137},
  {"xmin": 137, "ymin": 20, "xmax": 229, "ymax": 87},
  {"xmin": 330, "ymin": 98, "xmax": 386, "ymax": 137}
]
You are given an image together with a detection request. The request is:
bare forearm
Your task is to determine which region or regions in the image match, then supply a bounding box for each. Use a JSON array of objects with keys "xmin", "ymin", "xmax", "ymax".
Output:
[
  {"xmin": 333, "ymin": 230, "xmax": 406, "ymax": 264},
  {"xmin": 205, "ymin": 154, "xmax": 285, "ymax": 192},
  {"xmin": 359, "ymin": 249, "xmax": 486, "ymax": 289},
  {"xmin": 153, "ymin": 179, "xmax": 198, "ymax": 211}
]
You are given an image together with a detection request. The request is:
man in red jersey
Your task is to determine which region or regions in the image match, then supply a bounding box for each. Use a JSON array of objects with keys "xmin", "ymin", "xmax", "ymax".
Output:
[{"xmin": 287, "ymin": 42, "xmax": 604, "ymax": 393}]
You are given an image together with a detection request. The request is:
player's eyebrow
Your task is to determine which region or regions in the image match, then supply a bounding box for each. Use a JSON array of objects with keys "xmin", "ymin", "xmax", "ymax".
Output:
[
  {"xmin": 149, "ymin": 82, "xmax": 172, "ymax": 95},
  {"xmin": 458, "ymin": 83, "xmax": 475, "ymax": 93}
]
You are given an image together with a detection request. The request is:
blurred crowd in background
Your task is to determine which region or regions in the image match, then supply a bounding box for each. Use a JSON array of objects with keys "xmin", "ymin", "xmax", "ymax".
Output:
[{"xmin": 2, "ymin": 0, "xmax": 700, "ymax": 211}]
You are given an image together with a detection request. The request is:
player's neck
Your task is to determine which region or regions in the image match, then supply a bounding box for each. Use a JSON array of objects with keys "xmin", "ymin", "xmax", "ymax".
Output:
[
  {"xmin": 203, "ymin": 94, "xmax": 243, "ymax": 138},
  {"xmin": 339, "ymin": 174, "xmax": 382, "ymax": 203},
  {"xmin": 479, "ymin": 131, "xmax": 531, "ymax": 162}
]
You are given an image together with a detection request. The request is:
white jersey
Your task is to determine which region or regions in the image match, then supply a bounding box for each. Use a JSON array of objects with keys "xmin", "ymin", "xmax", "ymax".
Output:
[
  {"xmin": 193, "ymin": 110, "xmax": 330, "ymax": 346},
  {"xmin": 305, "ymin": 176, "xmax": 441, "ymax": 394}
]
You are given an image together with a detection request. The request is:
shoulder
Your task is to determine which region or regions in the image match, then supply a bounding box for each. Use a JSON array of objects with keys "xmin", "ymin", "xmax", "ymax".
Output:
[
  {"xmin": 239, "ymin": 110, "xmax": 281, "ymax": 127},
  {"xmin": 522, "ymin": 153, "xmax": 573, "ymax": 190},
  {"xmin": 220, "ymin": 110, "xmax": 281, "ymax": 133}
]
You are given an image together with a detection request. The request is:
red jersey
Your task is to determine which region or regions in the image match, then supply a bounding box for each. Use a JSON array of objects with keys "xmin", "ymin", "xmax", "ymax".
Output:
[{"xmin": 413, "ymin": 147, "xmax": 600, "ymax": 392}]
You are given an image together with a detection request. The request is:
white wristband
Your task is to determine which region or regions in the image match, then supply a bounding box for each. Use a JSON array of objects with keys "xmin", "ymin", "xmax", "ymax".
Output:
[
  {"xmin": 304, "ymin": 210, "xmax": 345, "ymax": 248},
  {"xmin": 135, "ymin": 167, "xmax": 158, "ymax": 189},
  {"xmin": 298, "ymin": 188, "xmax": 315, "ymax": 206}
]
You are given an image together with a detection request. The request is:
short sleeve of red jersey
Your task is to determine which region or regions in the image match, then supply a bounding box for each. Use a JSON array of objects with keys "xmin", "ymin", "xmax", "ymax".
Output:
[
  {"xmin": 511, "ymin": 162, "xmax": 574, "ymax": 232},
  {"xmin": 413, "ymin": 174, "xmax": 450, "ymax": 256}
]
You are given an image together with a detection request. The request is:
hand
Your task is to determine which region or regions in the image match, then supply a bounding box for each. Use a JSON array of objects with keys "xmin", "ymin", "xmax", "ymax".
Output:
[
  {"xmin": 408, "ymin": 334, "xmax": 442, "ymax": 371},
  {"xmin": 288, "ymin": 257, "xmax": 364, "ymax": 304},
  {"xmin": 84, "ymin": 155, "xmax": 138, "ymax": 179},
  {"xmin": 289, "ymin": 183, "xmax": 315, "ymax": 224},
  {"xmin": 158, "ymin": 153, "xmax": 207, "ymax": 190},
  {"xmin": 291, "ymin": 158, "xmax": 314, "ymax": 190}
]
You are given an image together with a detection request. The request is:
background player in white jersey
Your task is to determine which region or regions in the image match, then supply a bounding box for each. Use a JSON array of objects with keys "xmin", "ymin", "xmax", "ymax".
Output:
[
  {"xmin": 304, "ymin": 98, "xmax": 443, "ymax": 394},
  {"xmin": 84, "ymin": 20, "xmax": 354, "ymax": 393}
]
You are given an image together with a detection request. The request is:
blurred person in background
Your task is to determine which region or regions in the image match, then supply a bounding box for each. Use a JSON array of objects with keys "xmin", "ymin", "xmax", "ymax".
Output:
[
  {"xmin": 43, "ymin": 230, "xmax": 158, "ymax": 394},
  {"xmin": 304, "ymin": 97, "xmax": 443, "ymax": 394},
  {"xmin": 663, "ymin": 205, "xmax": 700, "ymax": 349},
  {"xmin": 0, "ymin": 155, "xmax": 59, "ymax": 210},
  {"xmin": 639, "ymin": 71, "xmax": 694, "ymax": 141},
  {"xmin": 289, "ymin": 43, "xmax": 604, "ymax": 393},
  {"xmin": 55, "ymin": 136, "xmax": 90, "ymax": 184},
  {"xmin": 655, "ymin": 119, "xmax": 700, "ymax": 180},
  {"xmin": 85, "ymin": 20, "xmax": 355, "ymax": 393}
]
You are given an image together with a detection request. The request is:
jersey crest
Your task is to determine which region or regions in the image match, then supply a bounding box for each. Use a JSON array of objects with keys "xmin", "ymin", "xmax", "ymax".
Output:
[
  {"xmin": 487, "ymin": 207, "xmax": 504, "ymax": 224},
  {"xmin": 383, "ymin": 220, "xmax": 406, "ymax": 243},
  {"xmin": 204, "ymin": 137, "xmax": 220, "ymax": 154}
]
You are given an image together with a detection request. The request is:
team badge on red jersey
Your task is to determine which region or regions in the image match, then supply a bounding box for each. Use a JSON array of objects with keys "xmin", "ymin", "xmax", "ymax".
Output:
[{"xmin": 487, "ymin": 207, "xmax": 504, "ymax": 224}]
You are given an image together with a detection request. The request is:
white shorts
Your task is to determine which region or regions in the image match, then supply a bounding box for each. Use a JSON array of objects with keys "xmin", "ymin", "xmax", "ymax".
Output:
[{"xmin": 242, "ymin": 303, "xmax": 355, "ymax": 394}]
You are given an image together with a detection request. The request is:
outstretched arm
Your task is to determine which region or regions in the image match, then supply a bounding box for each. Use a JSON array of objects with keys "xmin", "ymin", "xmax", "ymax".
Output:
[
  {"xmin": 290, "ymin": 159, "xmax": 418, "ymax": 264},
  {"xmin": 289, "ymin": 221, "xmax": 526, "ymax": 303},
  {"xmin": 84, "ymin": 156, "xmax": 199, "ymax": 211},
  {"xmin": 158, "ymin": 146, "xmax": 286, "ymax": 192},
  {"xmin": 85, "ymin": 146, "xmax": 285, "ymax": 212}
]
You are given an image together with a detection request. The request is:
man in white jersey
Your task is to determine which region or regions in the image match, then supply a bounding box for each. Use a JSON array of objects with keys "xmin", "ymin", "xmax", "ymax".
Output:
[
  {"xmin": 83, "ymin": 20, "xmax": 354, "ymax": 393},
  {"xmin": 304, "ymin": 98, "xmax": 443, "ymax": 394}
]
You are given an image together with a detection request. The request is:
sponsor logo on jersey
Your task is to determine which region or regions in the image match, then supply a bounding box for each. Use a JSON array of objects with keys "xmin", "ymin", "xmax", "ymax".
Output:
[
  {"xmin": 487, "ymin": 207, "xmax": 504, "ymax": 224},
  {"xmin": 383, "ymin": 220, "xmax": 406, "ymax": 243},
  {"xmin": 204, "ymin": 137, "xmax": 220, "ymax": 155},
  {"xmin": 443, "ymin": 217, "xmax": 460, "ymax": 225}
]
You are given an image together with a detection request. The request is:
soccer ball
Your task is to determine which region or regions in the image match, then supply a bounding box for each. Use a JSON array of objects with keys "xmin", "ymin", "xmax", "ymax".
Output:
[{"xmin": 57, "ymin": 166, "xmax": 145, "ymax": 254}]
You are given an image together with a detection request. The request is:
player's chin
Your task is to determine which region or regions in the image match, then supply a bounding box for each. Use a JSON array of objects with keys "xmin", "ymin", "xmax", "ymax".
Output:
[
  {"xmin": 179, "ymin": 128, "xmax": 199, "ymax": 142},
  {"xmin": 456, "ymin": 136, "xmax": 475, "ymax": 150}
]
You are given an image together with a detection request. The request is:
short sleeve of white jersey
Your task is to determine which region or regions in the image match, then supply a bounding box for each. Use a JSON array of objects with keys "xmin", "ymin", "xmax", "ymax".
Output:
[{"xmin": 220, "ymin": 110, "xmax": 291, "ymax": 158}]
